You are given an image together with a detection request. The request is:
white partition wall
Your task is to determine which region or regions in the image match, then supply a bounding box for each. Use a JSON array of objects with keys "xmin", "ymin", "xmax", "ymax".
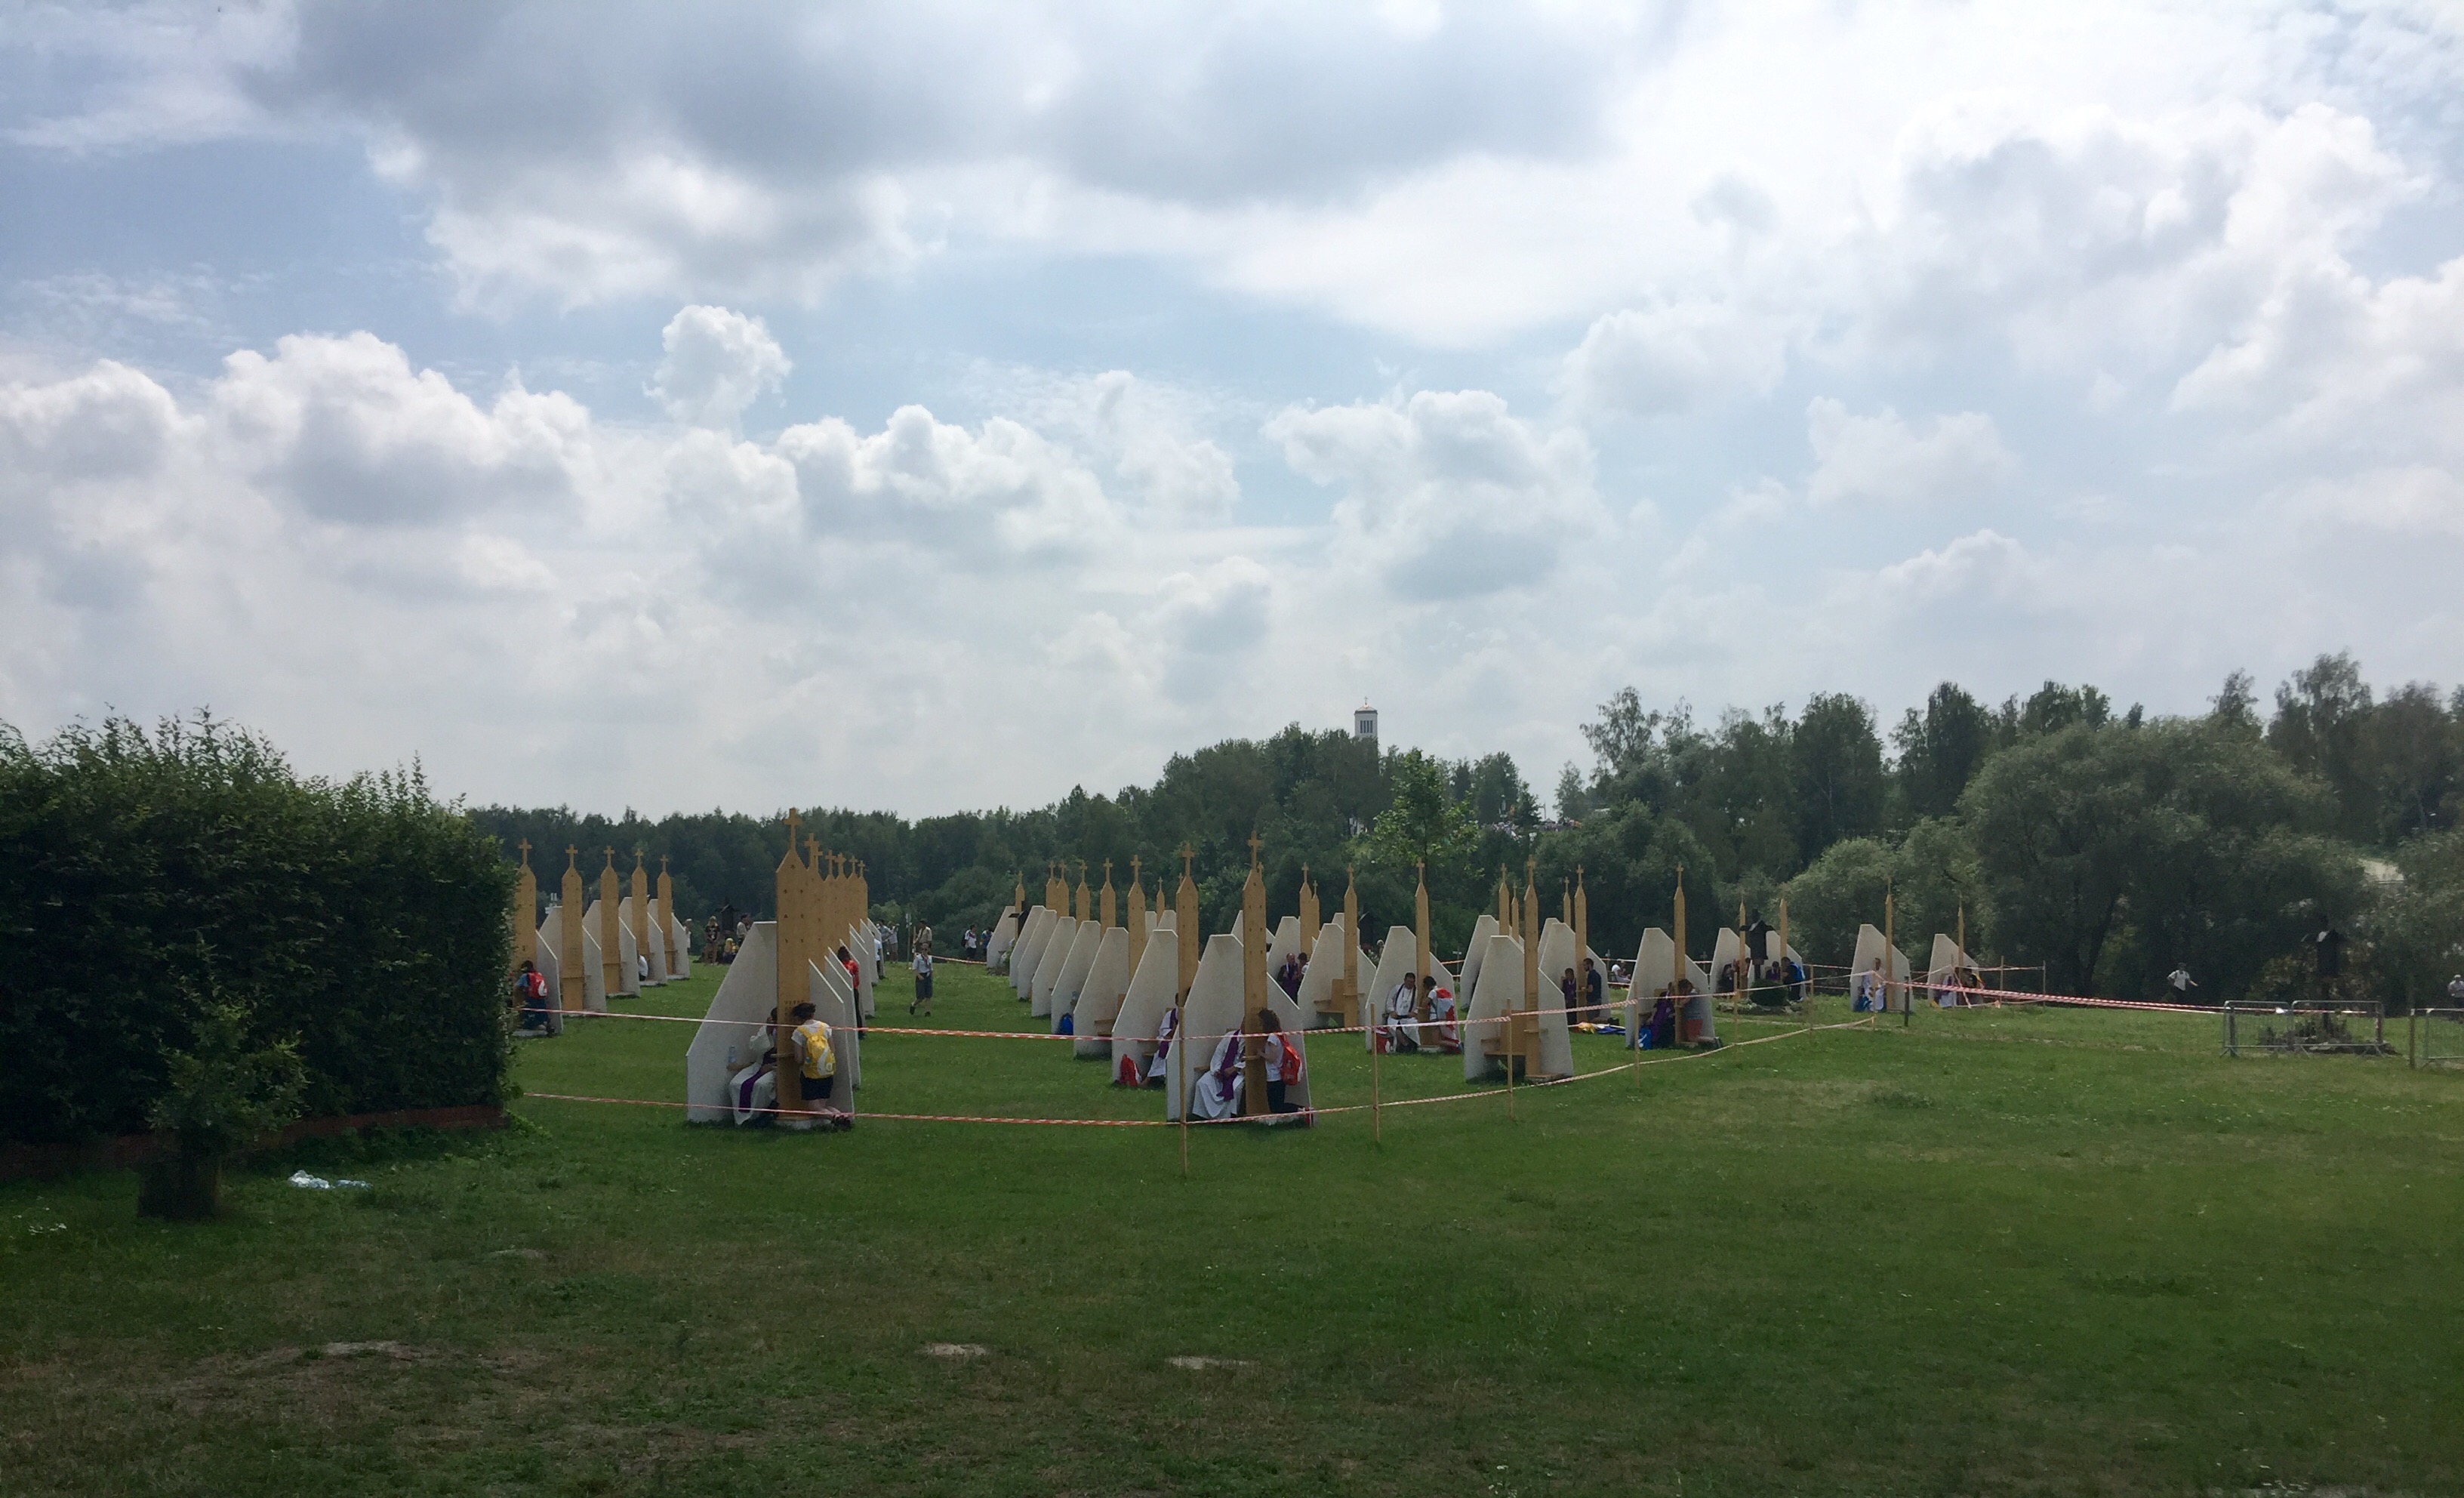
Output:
[
  {"xmin": 1029, "ymin": 916, "xmax": 1078, "ymax": 1017},
  {"xmin": 1462, "ymin": 932, "xmax": 1523, "ymax": 1082},
  {"xmin": 1010, "ymin": 906, "xmax": 1055, "ymax": 994},
  {"xmin": 985, "ymin": 911, "xmax": 1021, "ymax": 971},
  {"xmin": 1851, "ymin": 924, "xmax": 1914, "ymax": 1007},
  {"xmin": 1163, "ymin": 932, "xmax": 1311, "ymax": 1118},
  {"xmin": 1112, "ymin": 932, "xmax": 1181, "ymax": 1081},
  {"xmin": 581, "ymin": 900, "xmax": 641, "ymax": 996},
  {"xmin": 1458, "ymin": 914, "xmax": 1498, "ymax": 1002},
  {"xmin": 1926, "ymin": 933, "xmax": 1975, "ymax": 1005},
  {"xmin": 1072, "ymin": 926, "xmax": 1133, "ymax": 1058},
  {"xmin": 685, "ymin": 923, "xmax": 778, "ymax": 1123},
  {"xmin": 1293, "ymin": 918, "xmax": 1366, "ymax": 1029},
  {"xmin": 1049, "ymin": 920, "xmax": 1104, "ymax": 1033},
  {"xmin": 808, "ymin": 955, "xmax": 864, "ymax": 1090},
  {"xmin": 1631, "ymin": 927, "xmax": 1711, "ymax": 997}
]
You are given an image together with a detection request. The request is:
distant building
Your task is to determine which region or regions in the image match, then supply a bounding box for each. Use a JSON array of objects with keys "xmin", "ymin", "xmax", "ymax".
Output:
[{"xmin": 1353, "ymin": 700, "xmax": 1378, "ymax": 753}]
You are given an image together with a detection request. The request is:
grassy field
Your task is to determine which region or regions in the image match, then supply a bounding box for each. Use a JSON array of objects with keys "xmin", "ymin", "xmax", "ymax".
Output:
[{"xmin": 5, "ymin": 958, "xmax": 2461, "ymax": 1496}]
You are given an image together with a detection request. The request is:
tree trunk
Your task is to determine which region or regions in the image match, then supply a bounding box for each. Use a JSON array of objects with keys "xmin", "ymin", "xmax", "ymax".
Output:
[{"xmin": 138, "ymin": 1150, "xmax": 222, "ymax": 1221}]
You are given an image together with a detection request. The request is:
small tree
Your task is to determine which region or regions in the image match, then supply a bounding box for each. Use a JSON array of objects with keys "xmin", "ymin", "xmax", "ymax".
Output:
[
  {"xmin": 1366, "ymin": 750, "xmax": 1477, "ymax": 877},
  {"xmin": 141, "ymin": 998, "xmax": 306, "ymax": 1221}
]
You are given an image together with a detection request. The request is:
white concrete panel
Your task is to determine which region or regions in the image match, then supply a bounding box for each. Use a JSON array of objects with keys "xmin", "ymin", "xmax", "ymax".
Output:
[
  {"xmin": 1458, "ymin": 914, "xmax": 1498, "ymax": 1002},
  {"xmin": 808, "ymin": 957, "xmax": 863, "ymax": 1090},
  {"xmin": 1112, "ymin": 930, "xmax": 1182, "ymax": 1082},
  {"xmin": 1072, "ymin": 926, "xmax": 1133, "ymax": 1058},
  {"xmin": 1030, "ymin": 917, "xmax": 1077, "ymax": 1017},
  {"xmin": 985, "ymin": 911, "xmax": 1020, "ymax": 971},
  {"xmin": 1293, "ymin": 918, "xmax": 1366, "ymax": 1030},
  {"xmin": 685, "ymin": 922, "xmax": 778, "ymax": 1123},
  {"xmin": 1011, "ymin": 907, "xmax": 1056, "ymax": 995},
  {"xmin": 582, "ymin": 900, "xmax": 640, "ymax": 997},
  {"xmin": 1463, "ymin": 932, "xmax": 1524, "ymax": 1083},
  {"xmin": 1163, "ymin": 931, "xmax": 1311, "ymax": 1117},
  {"xmin": 1049, "ymin": 920, "xmax": 1104, "ymax": 1033}
]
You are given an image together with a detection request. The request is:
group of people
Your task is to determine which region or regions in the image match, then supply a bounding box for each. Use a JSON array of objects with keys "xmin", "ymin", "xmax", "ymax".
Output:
[
  {"xmin": 1382, "ymin": 972, "xmax": 1461, "ymax": 1053},
  {"xmin": 702, "ymin": 911, "xmax": 753, "ymax": 966}
]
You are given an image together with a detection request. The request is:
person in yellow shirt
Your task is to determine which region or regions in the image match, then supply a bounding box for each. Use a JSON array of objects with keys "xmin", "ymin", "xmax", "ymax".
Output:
[{"xmin": 788, "ymin": 1001, "xmax": 848, "ymax": 1131}]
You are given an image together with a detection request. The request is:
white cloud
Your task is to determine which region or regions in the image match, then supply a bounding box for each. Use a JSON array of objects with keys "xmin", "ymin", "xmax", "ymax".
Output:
[
  {"xmin": 1559, "ymin": 301, "xmax": 1791, "ymax": 418},
  {"xmin": 654, "ymin": 305, "xmax": 790, "ymax": 430},
  {"xmin": 211, "ymin": 333, "xmax": 594, "ymax": 526},
  {"xmin": 1267, "ymin": 389, "xmax": 1603, "ymax": 597},
  {"xmin": 1805, "ymin": 399, "xmax": 2015, "ymax": 508}
]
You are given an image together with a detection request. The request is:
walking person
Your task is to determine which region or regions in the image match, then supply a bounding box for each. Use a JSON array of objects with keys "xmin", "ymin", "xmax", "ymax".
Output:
[
  {"xmin": 2167, "ymin": 963, "xmax": 2198, "ymax": 1003},
  {"xmin": 910, "ymin": 942, "xmax": 935, "ymax": 1017}
]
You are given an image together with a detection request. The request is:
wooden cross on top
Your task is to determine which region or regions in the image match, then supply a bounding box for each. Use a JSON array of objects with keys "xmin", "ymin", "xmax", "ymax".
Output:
[
  {"xmin": 1180, "ymin": 843, "xmax": 1194, "ymax": 876},
  {"xmin": 565, "ymin": 844, "xmax": 578, "ymax": 871},
  {"xmin": 517, "ymin": 838, "xmax": 531, "ymax": 866},
  {"xmin": 1247, "ymin": 831, "xmax": 1263, "ymax": 869}
]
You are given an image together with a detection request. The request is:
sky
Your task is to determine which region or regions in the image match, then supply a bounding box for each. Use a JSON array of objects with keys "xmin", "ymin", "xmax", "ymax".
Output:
[{"xmin": 3, "ymin": 1, "xmax": 2461, "ymax": 818}]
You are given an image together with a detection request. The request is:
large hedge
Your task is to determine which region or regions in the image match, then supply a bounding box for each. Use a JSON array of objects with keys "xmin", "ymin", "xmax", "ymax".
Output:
[{"xmin": 0, "ymin": 714, "xmax": 513, "ymax": 1148}]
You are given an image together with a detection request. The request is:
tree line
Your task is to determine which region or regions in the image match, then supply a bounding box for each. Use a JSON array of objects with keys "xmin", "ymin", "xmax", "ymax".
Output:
[{"xmin": 468, "ymin": 652, "xmax": 2464, "ymax": 1008}]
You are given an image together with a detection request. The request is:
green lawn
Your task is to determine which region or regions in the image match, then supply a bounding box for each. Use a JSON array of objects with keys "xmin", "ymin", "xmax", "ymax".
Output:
[{"xmin": 5, "ymin": 959, "xmax": 2460, "ymax": 1496}]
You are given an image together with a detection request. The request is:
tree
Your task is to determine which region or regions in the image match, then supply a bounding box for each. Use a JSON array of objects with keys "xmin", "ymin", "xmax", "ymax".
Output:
[
  {"xmin": 1366, "ymin": 749, "xmax": 1477, "ymax": 877},
  {"xmin": 2210, "ymin": 670, "xmax": 2260, "ymax": 736},
  {"xmin": 1554, "ymin": 763, "xmax": 1591, "ymax": 822},
  {"xmin": 1894, "ymin": 682, "xmax": 1995, "ymax": 820},
  {"xmin": 1962, "ymin": 718, "xmax": 2362, "ymax": 998},
  {"xmin": 2362, "ymin": 682, "xmax": 2461, "ymax": 840},
  {"xmin": 1791, "ymin": 693, "xmax": 1886, "ymax": 866},
  {"xmin": 2268, "ymin": 652, "xmax": 2374, "ymax": 840}
]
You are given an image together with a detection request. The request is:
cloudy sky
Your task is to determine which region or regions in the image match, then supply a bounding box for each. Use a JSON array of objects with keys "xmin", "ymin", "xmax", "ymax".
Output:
[{"xmin": 4, "ymin": 2, "xmax": 2460, "ymax": 816}]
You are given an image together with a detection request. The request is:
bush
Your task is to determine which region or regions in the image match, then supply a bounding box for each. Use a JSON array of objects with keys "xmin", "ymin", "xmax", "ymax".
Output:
[{"xmin": 0, "ymin": 713, "xmax": 513, "ymax": 1148}]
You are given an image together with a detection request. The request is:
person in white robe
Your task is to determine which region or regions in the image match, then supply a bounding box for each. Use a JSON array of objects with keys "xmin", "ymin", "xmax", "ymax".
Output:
[
  {"xmin": 726, "ymin": 1025, "xmax": 778, "ymax": 1126},
  {"xmin": 1190, "ymin": 1030, "xmax": 1243, "ymax": 1120},
  {"xmin": 1853, "ymin": 959, "xmax": 1888, "ymax": 1013},
  {"xmin": 1144, "ymin": 1006, "xmax": 1178, "ymax": 1084},
  {"xmin": 1385, "ymin": 977, "xmax": 1421, "ymax": 1053}
]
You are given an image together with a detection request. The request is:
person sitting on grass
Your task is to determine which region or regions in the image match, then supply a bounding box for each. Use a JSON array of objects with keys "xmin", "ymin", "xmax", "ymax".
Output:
[
  {"xmin": 1422, "ymin": 976, "xmax": 1459, "ymax": 1053},
  {"xmin": 1753, "ymin": 959, "xmax": 1793, "ymax": 1010},
  {"xmin": 789, "ymin": 1000, "xmax": 849, "ymax": 1132},
  {"xmin": 1144, "ymin": 1005, "xmax": 1178, "ymax": 1086}
]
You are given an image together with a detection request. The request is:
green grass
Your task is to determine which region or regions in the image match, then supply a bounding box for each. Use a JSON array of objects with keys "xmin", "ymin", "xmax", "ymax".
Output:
[{"xmin": 5, "ymin": 959, "xmax": 2461, "ymax": 1496}]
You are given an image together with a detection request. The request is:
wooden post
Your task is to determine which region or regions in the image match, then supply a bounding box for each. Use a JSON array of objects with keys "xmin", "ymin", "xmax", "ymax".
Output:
[
  {"xmin": 1777, "ymin": 896, "xmax": 1791, "ymax": 1006},
  {"xmin": 1886, "ymin": 877, "xmax": 1904, "ymax": 1027},
  {"xmin": 599, "ymin": 849, "xmax": 624, "ymax": 998},
  {"xmin": 510, "ymin": 840, "xmax": 537, "ymax": 974},
  {"xmin": 1240, "ymin": 834, "xmax": 1271, "ymax": 1117},
  {"xmin": 1415, "ymin": 862, "xmax": 1431, "ymax": 1027},
  {"xmin": 558, "ymin": 846, "xmax": 587, "ymax": 1013},
  {"xmin": 1498, "ymin": 866, "xmax": 1511, "ymax": 926},
  {"xmin": 1073, "ymin": 862, "xmax": 1091, "ymax": 924},
  {"xmin": 1340, "ymin": 864, "xmax": 1361, "ymax": 1028},
  {"xmin": 1518, "ymin": 857, "xmax": 1540, "ymax": 1102},
  {"xmin": 1575, "ymin": 865, "xmax": 1589, "ymax": 1026},
  {"xmin": 1126, "ymin": 856, "xmax": 1147, "ymax": 980},
  {"xmin": 627, "ymin": 850, "xmax": 649, "ymax": 983},
  {"xmin": 775, "ymin": 812, "xmax": 807, "ymax": 1121},
  {"xmin": 1175, "ymin": 845, "xmax": 1200, "ymax": 1004},
  {"xmin": 1100, "ymin": 860, "xmax": 1116, "ymax": 931},
  {"xmin": 657, "ymin": 855, "xmax": 678, "ymax": 978},
  {"xmin": 1298, "ymin": 867, "xmax": 1320, "ymax": 956}
]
